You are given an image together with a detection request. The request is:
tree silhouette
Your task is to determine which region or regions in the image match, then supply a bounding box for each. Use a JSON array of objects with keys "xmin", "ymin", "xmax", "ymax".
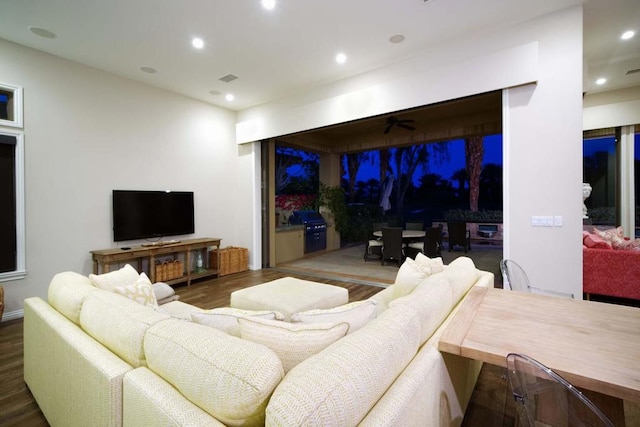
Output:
[
  {"xmin": 465, "ymin": 136, "xmax": 484, "ymax": 212},
  {"xmin": 345, "ymin": 152, "xmax": 369, "ymax": 202}
]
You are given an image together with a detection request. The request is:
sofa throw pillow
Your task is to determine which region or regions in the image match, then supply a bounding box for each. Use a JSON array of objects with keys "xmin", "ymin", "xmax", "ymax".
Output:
[
  {"xmin": 89, "ymin": 263, "xmax": 140, "ymax": 292},
  {"xmin": 113, "ymin": 273, "xmax": 158, "ymax": 307},
  {"xmin": 610, "ymin": 235, "xmax": 640, "ymax": 251},
  {"xmin": 238, "ymin": 317, "xmax": 349, "ymax": 373},
  {"xmin": 583, "ymin": 233, "xmax": 613, "ymax": 250},
  {"xmin": 593, "ymin": 226, "xmax": 624, "ymax": 243},
  {"xmin": 415, "ymin": 252, "xmax": 444, "ymax": 273},
  {"xmin": 393, "ymin": 257, "xmax": 429, "ymax": 299},
  {"xmin": 290, "ymin": 300, "xmax": 377, "ymax": 334},
  {"xmin": 191, "ymin": 308, "xmax": 285, "ymax": 337},
  {"xmin": 152, "ymin": 282, "xmax": 176, "ymax": 301}
]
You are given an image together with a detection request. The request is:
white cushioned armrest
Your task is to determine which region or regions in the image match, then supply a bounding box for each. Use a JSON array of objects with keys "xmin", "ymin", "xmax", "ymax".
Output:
[{"xmin": 124, "ymin": 367, "xmax": 225, "ymax": 426}]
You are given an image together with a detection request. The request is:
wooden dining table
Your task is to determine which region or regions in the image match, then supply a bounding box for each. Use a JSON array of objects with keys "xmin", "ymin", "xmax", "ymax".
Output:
[{"xmin": 438, "ymin": 286, "xmax": 640, "ymax": 425}]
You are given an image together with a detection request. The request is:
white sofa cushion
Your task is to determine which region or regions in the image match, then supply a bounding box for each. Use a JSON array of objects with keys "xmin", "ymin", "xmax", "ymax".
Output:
[
  {"xmin": 266, "ymin": 304, "xmax": 422, "ymax": 426},
  {"xmin": 191, "ymin": 308, "xmax": 284, "ymax": 337},
  {"xmin": 393, "ymin": 257, "xmax": 429, "ymax": 298},
  {"xmin": 89, "ymin": 264, "xmax": 140, "ymax": 291},
  {"xmin": 389, "ymin": 274, "xmax": 454, "ymax": 345},
  {"xmin": 48, "ymin": 271, "xmax": 99, "ymax": 325},
  {"xmin": 238, "ymin": 317, "xmax": 349, "ymax": 373},
  {"xmin": 415, "ymin": 253, "xmax": 444, "ymax": 273},
  {"xmin": 79, "ymin": 290, "xmax": 169, "ymax": 367},
  {"xmin": 113, "ymin": 273, "xmax": 158, "ymax": 307},
  {"xmin": 144, "ymin": 319, "xmax": 283, "ymax": 426},
  {"xmin": 290, "ymin": 300, "xmax": 378, "ymax": 334},
  {"xmin": 441, "ymin": 256, "xmax": 479, "ymax": 302}
]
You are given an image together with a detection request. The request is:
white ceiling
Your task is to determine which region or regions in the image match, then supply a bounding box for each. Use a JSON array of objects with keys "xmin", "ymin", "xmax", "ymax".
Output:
[{"xmin": 0, "ymin": 0, "xmax": 638, "ymax": 111}]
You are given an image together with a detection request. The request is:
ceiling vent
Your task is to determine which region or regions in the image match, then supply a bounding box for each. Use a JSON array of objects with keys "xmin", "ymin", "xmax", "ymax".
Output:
[
  {"xmin": 219, "ymin": 74, "xmax": 238, "ymax": 83},
  {"xmin": 626, "ymin": 68, "xmax": 640, "ymax": 75}
]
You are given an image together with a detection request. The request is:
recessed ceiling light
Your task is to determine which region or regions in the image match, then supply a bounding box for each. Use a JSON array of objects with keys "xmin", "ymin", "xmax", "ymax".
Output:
[
  {"xmin": 596, "ymin": 77, "xmax": 607, "ymax": 85},
  {"xmin": 335, "ymin": 52, "xmax": 347, "ymax": 64},
  {"xmin": 389, "ymin": 34, "xmax": 405, "ymax": 44},
  {"xmin": 140, "ymin": 66, "xmax": 157, "ymax": 74},
  {"xmin": 261, "ymin": 0, "xmax": 276, "ymax": 10},
  {"xmin": 225, "ymin": 94, "xmax": 235, "ymax": 101},
  {"xmin": 192, "ymin": 37, "xmax": 204, "ymax": 49},
  {"xmin": 209, "ymin": 90, "xmax": 221, "ymax": 96},
  {"xmin": 29, "ymin": 26, "xmax": 57, "ymax": 39},
  {"xmin": 621, "ymin": 30, "xmax": 635, "ymax": 40}
]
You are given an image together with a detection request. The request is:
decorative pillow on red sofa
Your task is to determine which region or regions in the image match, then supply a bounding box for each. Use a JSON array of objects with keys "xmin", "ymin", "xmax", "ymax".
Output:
[
  {"xmin": 593, "ymin": 226, "xmax": 624, "ymax": 242},
  {"xmin": 591, "ymin": 224, "xmax": 640, "ymax": 251},
  {"xmin": 610, "ymin": 235, "xmax": 640, "ymax": 251},
  {"xmin": 583, "ymin": 233, "xmax": 612, "ymax": 250}
]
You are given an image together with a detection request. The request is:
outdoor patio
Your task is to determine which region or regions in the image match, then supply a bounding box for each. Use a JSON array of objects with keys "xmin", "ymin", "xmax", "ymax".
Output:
[{"xmin": 276, "ymin": 242, "xmax": 504, "ymax": 288}]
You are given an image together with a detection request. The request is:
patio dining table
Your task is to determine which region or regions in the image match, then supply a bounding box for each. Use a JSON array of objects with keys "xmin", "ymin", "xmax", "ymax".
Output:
[{"xmin": 372, "ymin": 229, "xmax": 425, "ymax": 240}]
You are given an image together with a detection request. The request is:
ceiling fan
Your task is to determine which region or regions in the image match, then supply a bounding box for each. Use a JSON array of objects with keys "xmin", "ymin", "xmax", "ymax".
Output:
[{"xmin": 383, "ymin": 116, "xmax": 416, "ymax": 134}]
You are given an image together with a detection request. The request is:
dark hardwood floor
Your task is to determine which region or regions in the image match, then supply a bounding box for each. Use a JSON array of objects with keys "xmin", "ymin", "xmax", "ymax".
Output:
[{"xmin": 1, "ymin": 268, "xmax": 637, "ymax": 426}]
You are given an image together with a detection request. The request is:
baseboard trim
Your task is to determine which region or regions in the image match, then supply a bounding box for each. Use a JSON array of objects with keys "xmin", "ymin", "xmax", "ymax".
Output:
[{"xmin": 1, "ymin": 309, "xmax": 24, "ymax": 322}]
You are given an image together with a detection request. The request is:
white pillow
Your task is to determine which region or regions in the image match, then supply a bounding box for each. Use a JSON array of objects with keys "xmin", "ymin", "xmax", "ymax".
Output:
[
  {"xmin": 152, "ymin": 282, "xmax": 176, "ymax": 301},
  {"xmin": 441, "ymin": 256, "xmax": 479, "ymax": 302},
  {"xmin": 113, "ymin": 272, "xmax": 158, "ymax": 307},
  {"xmin": 415, "ymin": 253, "xmax": 444, "ymax": 273},
  {"xmin": 89, "ymin": 263, "xmax": 140, "ymax": 291},
  {"xmin": 393, "ymin": 257, "xmax": 429, "ymax": 299},
  {"xmin": 238, "ymin": 317, "xmax": 349, "ymax": 373},
  {"xmin": 191, "ymin": 307, "xmax": 284, "ymax": 337},
  {"xmin": 290, "ymin": 300, "xmax": 377, "ymax": 334}
]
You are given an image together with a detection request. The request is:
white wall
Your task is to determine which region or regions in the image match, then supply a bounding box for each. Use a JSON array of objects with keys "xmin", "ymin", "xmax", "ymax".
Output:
[
  {"xmin": 0, "ymin": 38, "xmax": 253, "ymax": 317},
  {"xmin": 239, "ymin": 7, "xmax": 584, "ymax": 297},
  {"xmin": 583, "ymin": 86, "xmax": 640, "ymax": 129}
]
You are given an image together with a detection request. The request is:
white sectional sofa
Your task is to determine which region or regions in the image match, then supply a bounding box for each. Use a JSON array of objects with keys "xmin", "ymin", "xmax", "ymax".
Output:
[{"xmin": 23, "ymin": 256, "xmax": 493, "ymax": 426}]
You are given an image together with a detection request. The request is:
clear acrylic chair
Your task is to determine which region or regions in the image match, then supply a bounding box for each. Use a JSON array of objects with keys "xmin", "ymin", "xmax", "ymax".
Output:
[
  {"xmin": 507, "ymin": 353, "xmax": 614, "ymax": 427},
  {"xmin": 500, "ymin": 259, "xmax": 574, "ymax": 298}
]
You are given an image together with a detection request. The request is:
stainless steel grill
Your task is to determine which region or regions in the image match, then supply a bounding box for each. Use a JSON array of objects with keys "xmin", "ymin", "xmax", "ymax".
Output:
[{"xmin": 291, "ymin": 210, "xmax": 327, "ymax": 253}]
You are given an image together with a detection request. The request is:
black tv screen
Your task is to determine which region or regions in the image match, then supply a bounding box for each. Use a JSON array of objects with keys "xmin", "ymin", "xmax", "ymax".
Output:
[{"xmin": 112, "ymin": 190, "xmax": 195, "ymax": 242}]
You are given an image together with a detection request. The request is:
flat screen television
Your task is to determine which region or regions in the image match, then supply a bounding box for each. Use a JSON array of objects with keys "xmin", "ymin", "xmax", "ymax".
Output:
[{"xmin": 112, "ymin": 190, "xmax": 195, "ymax": 242}]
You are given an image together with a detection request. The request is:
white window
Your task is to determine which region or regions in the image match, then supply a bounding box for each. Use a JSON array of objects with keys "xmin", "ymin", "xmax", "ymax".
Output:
[{"xmin": 0, "ymin": 129, "xmax": 26, "ymax": 281}]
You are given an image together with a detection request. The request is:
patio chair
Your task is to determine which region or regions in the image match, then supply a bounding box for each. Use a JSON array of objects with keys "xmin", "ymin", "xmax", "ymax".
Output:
[
  {"xmin": 447, "ymin": 220, "xmax": 471, "ymax": 252},
  {"xmin": 507, "ymin": 353, "xmax": 614, "ymax": 427},
  {"xmin": 407, "ymin": 225, "xmax": 443, "ymax": 258},
  {"xmin": 381, "ymin": 227, "xmax": 405, "ymax": 267},
  {"xmin": 363, "ymin": 222, "xmax": 386, "ymax": 261},
  {"xmin": 500, "ymin": 259, "xmax": 575, "ymax": 298}
]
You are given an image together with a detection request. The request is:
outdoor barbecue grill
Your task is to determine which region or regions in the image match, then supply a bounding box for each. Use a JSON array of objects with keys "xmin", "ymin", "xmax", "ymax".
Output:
[{"xmin": 291, "ymin": 210, "xmax": 327, "ymax": 253}]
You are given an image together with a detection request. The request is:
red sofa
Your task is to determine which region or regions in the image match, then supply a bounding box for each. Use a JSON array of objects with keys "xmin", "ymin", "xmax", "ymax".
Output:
[{"xmin": 583, "ymin": 245, "xmax": 640, "ymax": 301}]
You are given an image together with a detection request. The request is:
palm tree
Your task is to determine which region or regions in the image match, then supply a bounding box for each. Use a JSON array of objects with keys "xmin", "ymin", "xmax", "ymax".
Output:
[
  {"xmin": 345, "ymin": 152, "xmax": 369, "ymax": 202},
  {"xmin": 465, "ymin": 136, "xmax": 484, "ymax": 212}
]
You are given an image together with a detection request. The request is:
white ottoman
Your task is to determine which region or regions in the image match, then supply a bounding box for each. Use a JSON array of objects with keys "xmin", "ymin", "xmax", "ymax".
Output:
[{"xmin": 230, "ymin": 277, "xmax": 349, "ymax": 321}]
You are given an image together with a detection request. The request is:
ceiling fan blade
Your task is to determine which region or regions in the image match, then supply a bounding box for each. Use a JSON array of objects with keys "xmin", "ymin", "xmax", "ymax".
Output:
[
  {"xmin": 384, "ymin": 124, "xmax": 393, "ymax": 134},
  {"xmin": 398, "ymin": 123, "xmax": 416, "ymax": 131}
]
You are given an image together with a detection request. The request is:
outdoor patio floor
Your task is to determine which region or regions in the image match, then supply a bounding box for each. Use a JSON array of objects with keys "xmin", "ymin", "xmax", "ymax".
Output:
[{"xmin": 276, "ymin": 242, "xmax": 504, "ymax": 288}]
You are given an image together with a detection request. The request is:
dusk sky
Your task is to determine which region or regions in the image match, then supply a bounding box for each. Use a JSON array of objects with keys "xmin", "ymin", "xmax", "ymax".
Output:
[{"xmin": 350, "ymin": 134, "xmax": 503, "ymax": 186}]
